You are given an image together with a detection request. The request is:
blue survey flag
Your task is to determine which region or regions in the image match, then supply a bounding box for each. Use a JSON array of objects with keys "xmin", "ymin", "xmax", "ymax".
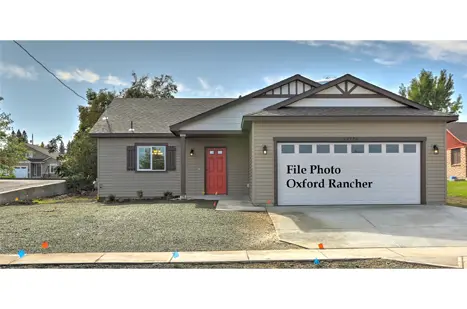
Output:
[{"xmin": 18, "ymin": 249, "xmax": 26, "ymax": 258}]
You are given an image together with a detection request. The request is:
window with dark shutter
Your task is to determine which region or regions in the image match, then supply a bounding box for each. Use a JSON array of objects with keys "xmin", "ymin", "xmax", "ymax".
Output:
[
  {"xmin": 167, "ymin": 146, "xmax": 176, "ymax": 171},
  {"xmin": 127, "ymin": 146, "xmax": 136, "ymax": 171}
]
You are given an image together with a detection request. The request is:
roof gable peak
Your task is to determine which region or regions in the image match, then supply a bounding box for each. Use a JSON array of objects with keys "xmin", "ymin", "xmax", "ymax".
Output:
[
  {"xmin": 265, "ymin": 73, "xmax": 431, "ymax": 111},
  {"xmin": 169, "ymin": 74, "xmax": 320, "ymax": 132}
]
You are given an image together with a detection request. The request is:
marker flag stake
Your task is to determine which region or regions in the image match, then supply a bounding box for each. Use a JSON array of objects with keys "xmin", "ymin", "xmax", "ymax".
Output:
[
  {"xmin": 172, "ymin": 251, "xmax": 179, "ymax": 259},
  {"xmin": 318, "ymin": 243, "xmax": 324, "ymax": 249},
  {"xmin": 18, "ymin": 250, "xmax": 26, "ymax": 258},
  {"xmin": 314, "ymin": 258, "xmax": 320, "ymax": 265}
]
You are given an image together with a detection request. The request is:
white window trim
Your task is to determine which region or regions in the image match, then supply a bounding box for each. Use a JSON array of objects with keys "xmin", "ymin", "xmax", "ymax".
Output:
[
  {"xmin": 49, "ymin": 164, "xmax": 58, "ymax": 173},
  {"xmin": 136, "ymin": 145, "xmax": 167, "ymax": 172}
]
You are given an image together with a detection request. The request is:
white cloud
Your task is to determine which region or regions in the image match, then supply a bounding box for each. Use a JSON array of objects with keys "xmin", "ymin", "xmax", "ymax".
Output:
[
  {"xmin": 300, "ymin": 40, "xmax": 385, "ymax": 52},
  {"xmin": 177, "ymin": 83, "xmax": 189, "ymax": 92},
  {"xmin": 197, "ymin": 77, "xmax": 210, "ymax": 90},
  {"xmin": 301, "ymin": 40, "xmax": 467, "ymax": 66},
  {"xmin": 104, "ymin": 74, "xmax": 129, "ymax": 87},
  {"xmin": 409, "ymin": 40, "xmax": 467, "ymax": 63},
  {"xmin": 373, "ymin": 58, "xmax": 400, "ymax": 66},
  {"xmin": 315, "ymin": 76, "xmax": 336, "ymax": 83},
  {"xmin": 190, "ymin": 77, "xmax": 227, "ymax": 96},
  {"xmin": 263, "ymin": 76, "xmax": 289, "ymax": 85},
  {"xmin": 0, "ymin": 62, "xmax": 37, "ymax": 80},
  {"xmin": 55, "ymin": 68, "xmax": 100, "ymax": 83}
]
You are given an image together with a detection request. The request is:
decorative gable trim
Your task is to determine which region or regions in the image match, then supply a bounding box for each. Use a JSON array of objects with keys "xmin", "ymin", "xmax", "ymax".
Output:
[
  {"xmin": 254, "ymin": 76, "xmax": 319, "ymax": 98},
  {"xmin": 169, "ymin": 74, "xmax": 320, "ymax": 132},
  {"xmin": 265, "ymin": 74, "xmax": 431, "ymax": 110}
]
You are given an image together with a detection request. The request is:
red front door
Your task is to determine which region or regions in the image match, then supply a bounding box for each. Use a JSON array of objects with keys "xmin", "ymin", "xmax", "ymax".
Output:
[{"xmin": 205, "ymin": 148, "xmax": 227, "ymax": 195}]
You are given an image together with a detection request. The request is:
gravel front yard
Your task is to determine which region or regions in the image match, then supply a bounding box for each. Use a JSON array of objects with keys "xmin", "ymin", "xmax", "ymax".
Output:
[
  {"xmin": 0, "ymin": 260, "xmax": 443, "ymax": 269},
  {"xmin": 0, "ymin": 201, "xmax": 298, "ymax": 254}
]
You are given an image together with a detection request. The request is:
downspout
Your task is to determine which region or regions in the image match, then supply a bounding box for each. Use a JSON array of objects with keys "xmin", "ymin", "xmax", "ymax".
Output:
[{"xmin": 180, "ymin": 134, "xmax": 187, "ymax": 199}]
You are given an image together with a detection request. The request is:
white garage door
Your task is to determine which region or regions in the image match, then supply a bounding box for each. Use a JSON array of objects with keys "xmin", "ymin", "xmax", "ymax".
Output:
[
  {"xmin": 277, "ymin": 142, "xmax": 421, "ymax": 205},
  {"xmin": 14, "ymin": 166, "xmax": 28, "ymax": 178}
]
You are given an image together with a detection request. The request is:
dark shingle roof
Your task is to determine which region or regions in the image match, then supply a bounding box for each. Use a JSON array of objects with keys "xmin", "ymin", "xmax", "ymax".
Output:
[
  {"xmin": 447, "ymin": 122, "xmax": 467, "ymax": 142},
  {"xmin": 90, "ymin": 98, "xmax": 235, "ymax": 134},
  {"xmin": 26, "ymin": 143, "xmax": 60, "ymax": 160},
  {"xmin": 244, "ymin": 107, "xmax": 456, "ymax": 118}
]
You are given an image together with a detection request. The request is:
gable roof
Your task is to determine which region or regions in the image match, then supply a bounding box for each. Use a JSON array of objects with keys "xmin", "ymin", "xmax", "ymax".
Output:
[
  {"xmin": 447, "ymin": 122, "xmax": 467, "ymax": 143},
  {"xmin": 265, "ymin": 74, "xmax": 431, "ymax": 110},
  {"xmin": 168, "ymin": 74, "xmax": 321, "ymax": 132},
  {"xmin": 26, "ymin": 143, "xmax": 60, "ymax": 160},
  {"xmin": 89, "ymin": 98, "xmax": 234, "ymax": 136}
]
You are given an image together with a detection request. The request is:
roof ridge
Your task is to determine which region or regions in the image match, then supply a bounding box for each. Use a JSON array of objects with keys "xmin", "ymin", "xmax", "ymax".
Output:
[{"xmin": 264, "ymin": 73, "xmax": 431, "ymax": 111}]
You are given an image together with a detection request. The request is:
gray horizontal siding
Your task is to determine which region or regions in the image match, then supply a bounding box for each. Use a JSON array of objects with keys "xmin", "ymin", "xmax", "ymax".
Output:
[
  {"xmin": 186, "ymin": 136, "xmax": 249, "ymax": 197},
  {"xmin": 251, "ymin": 120, "xmax": 447, "ymax": 205},
  {"xmin": 97, "ymin": 137, "xmax": 181, "ymax": 198}
]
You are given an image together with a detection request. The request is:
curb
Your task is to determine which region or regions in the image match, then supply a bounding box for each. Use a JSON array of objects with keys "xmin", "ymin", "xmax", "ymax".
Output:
[{"xmin": 0, "ymin": 249, "xmax": 464, "ymax": 268}]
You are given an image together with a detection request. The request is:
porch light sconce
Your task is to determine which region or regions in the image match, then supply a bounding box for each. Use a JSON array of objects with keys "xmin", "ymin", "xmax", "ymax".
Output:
[
  {"xmin": 190, "ymin": 149, "xmax": 195, "ymax": 156},
  {"xmin": 263, "ymin": 145, "xmax": 267, "ymax": 155},
  {"xmin": 433, "ymin": 145, "xmax": 439, "ymax": 155}
]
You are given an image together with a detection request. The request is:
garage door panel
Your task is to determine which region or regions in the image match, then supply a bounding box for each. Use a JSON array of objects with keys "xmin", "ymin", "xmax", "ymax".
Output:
[
  {"xmin": 13, "ymin": 166, "xmax": 29, "ymax": 178},
  {"xmin": 277, "ymin": 142, "xmax": 421, "ymax": 205}
]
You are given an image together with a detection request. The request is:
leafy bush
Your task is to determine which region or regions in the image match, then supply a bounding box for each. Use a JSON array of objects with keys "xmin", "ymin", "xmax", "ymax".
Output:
[
  {"xmin": 0, "ymin": 174, "xmax": 16, "ymax": 179},
  {"xmin": 65, "ymin": 174, "xmax": 95, "ymax": 193},
  {"xmin": 136, "ymin": 190, "xmax": 143, "ymax": 199},
  {"xmin": 163, "ymin": 191, "xmax": 173, "ymax": 200},
  {"xmin": 106, "ymin": 194, "xmax": 116, "ymax": 203}
]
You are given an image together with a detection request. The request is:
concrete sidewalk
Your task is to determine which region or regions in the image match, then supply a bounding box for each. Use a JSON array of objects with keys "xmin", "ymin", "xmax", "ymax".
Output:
[{"xmin": 1, "ymin": 247, "xmax": 467, "ymax": 268}]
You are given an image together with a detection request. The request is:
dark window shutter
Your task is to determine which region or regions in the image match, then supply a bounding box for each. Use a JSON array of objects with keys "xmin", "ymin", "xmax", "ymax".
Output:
[
  {"xmin": 127, "ymin": 146, "xmax": 136, "ymax": 171},
  {"xmin": 167, "ymin": 146, "xmax": 176, "ymax": 171}
]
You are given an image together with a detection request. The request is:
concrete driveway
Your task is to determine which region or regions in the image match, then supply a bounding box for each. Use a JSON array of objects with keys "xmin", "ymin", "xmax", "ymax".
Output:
[{"xmin": 267, "ymin": 205, "xmax": 467, "ymax": 249}]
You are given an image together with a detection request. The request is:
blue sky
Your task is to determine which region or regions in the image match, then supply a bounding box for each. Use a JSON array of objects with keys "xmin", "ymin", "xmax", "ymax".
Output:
[{"xmin": 1, "ymin": 40, "xmax": 467, "ymax": 145}]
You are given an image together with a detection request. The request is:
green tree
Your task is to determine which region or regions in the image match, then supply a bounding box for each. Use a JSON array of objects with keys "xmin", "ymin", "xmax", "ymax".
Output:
[
  {"xmin": 66, "ymin": 140, "xmax": 71, "ymax": 153},
  {"xmin": 22, "ymin": 130, "xmax": 28, "ymax": 143},
  {"xmin": 16, "ymin": 129, "xmax": 22, "ymax": 140},
  {"xmin": 0, "ymin": 107, "xmax": 27, "ymax": 175},
  {"xmin": 120, "ymin": 72, "xmax": 178, "ymax": 99},
  {"xmin": 47, "ymin": 72, "xmax": 178, "ymax": 191},
  {"xmin": 40, "ymin": 142, "xmax": 45, "ymax": 148},
  {"xmin": 399, "ymin": 69, "xmax": 463, "ymax": 114},
  {"xmin": 59, "ymin": 140, "xmax": 65, "ymax": 154}
]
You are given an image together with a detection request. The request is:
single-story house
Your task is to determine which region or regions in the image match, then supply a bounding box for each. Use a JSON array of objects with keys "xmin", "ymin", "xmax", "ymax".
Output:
[
  {"xmin": 14, "ymin": 143, "xmax": 61, "ymax": 179},
  {"xmin": 89, "ymin": 74, "xmax": 457, "ymax": 206},
  {"xmin": 446, "ymin": 122, "xmax": 467, "ymax": 179}
]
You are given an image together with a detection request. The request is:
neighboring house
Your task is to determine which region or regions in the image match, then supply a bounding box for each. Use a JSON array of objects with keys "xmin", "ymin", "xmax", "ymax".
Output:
[
  {"xmin": 446, "ymin": 122, "xmax": 467, "ymax": 179},
  {"xmin": 89, "ymin": 74, "xmax": 457, "ymax": 206},
  {"xmin": 14, "ymin": 144, "xmax": 61, "ymax": 179}
]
